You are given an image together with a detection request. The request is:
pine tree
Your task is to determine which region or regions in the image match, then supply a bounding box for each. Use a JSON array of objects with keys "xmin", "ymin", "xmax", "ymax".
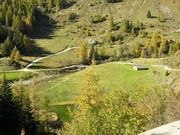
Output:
[
  {"xmin": 147, "ymin": 10, "xmax": 151, "ymax": 18},
  {"xmin": 5, "ymin": 13, "xmax": 10, "ymax": 27},
  {"xmin": 1, "ymin": 37, "xmax": 13, "ymax": 56},
  {"xmin": 0, "ymin": 74, "xmax": 21, "ymax": 135},
  {"xmin": 23, "ymin": 35, "xmax": 32, "ymax": 52},
  {"xmin": 15, "ymin": 15, "xmax": 26, "ymax": 33},
  {"xmin": 1, "ymin": 42, "xmax": 9, "ymax": 56},
  {"xmin": 93, "ymin": 47, "xmax": 99, "ymax": 61},
  {"xmin": 10, "ymin": 46, "xmax": 18, "ymax": 62},
  {"xmin": 25, "ymin": 15, "xmax": 33, "ymax": 34}
]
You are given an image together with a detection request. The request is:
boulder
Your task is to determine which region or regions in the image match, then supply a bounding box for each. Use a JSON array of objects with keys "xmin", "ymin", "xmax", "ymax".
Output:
[{"xmin": 88, "ymin": 39, "xmax": 97, "ymax": 45}]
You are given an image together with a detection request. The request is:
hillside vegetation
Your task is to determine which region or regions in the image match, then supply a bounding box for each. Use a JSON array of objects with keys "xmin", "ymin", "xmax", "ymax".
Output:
[{"xmin": 0, "ymin": 0, "xmax": 180, "ymax": 134}]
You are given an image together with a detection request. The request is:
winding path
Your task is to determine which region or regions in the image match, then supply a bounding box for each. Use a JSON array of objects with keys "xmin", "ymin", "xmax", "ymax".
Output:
[
  {"xmin": 114, "ymin": 62, "xmax": 180, "ymax": 71},
  {"xmin": 20, "ymin": 47, "xmax": 79, "ymax": 72}
]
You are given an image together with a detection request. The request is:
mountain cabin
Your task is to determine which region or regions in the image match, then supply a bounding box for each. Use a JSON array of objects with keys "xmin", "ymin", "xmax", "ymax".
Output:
[{"xmin": 133, "ymin": 65, "xmax": 149, "ymax": 71}]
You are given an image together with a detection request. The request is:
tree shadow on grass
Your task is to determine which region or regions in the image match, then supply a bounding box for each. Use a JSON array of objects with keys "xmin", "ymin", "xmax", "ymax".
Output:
[
  {"xmin": 31, "ymin": 24, "xmax": 62, "ymax": 40},
  {"xmin": 29, "ymin": 65, "xmax": 51, "ymax": 69},
  {"xmin": 27, "ymin": 16, "xmax": 63, "ymax": 56},
  {"xmin": 150, "ymin": 16, "xmax": 157, "ymax": 18}
]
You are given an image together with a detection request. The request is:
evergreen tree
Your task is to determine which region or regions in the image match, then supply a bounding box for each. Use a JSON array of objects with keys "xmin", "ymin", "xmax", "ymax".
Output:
[
  {"xmin": 25, "ymin": 15, "xmax": 33, "ymax": 34},
  {"xmin": 93, "ymin": 47, "xmax": 99, "ymax": 61},
  {"xmin": 147, "ymin": 10, "xmax": 151, "ymax": 18},
  {"xmin": 10, "ymin": 46, "xmax": 18, "ymax": 62},
  {"xmin": 15, "ymin": 15, "xmax": 26, "ymax": 33},
  {"xmin": 5, "ymin": 13, "xmax": 10, "ymax": 27},
  {"xmin": 1, "ymin": 37, "xmax": 13, "ymax": 56},
  {"xmin": 1, "ymin": 42, "xmax": 9, "ymax": 56},
  {"xmin": 23, "ymin": 35, "xmax": 32, "ymax": 52},
  {"xmin": 0, "ymin": 74, "xmax": 21, "ymax": 135}
]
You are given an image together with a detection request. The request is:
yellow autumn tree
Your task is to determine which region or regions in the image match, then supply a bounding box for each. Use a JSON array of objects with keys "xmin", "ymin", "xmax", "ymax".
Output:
[
  {"xmin": 14, "ymin": 50, "xmax": 21, "ymax": 63},
  {"xmin": 79, "ymin": 42, "xmax": 88, "ymax": 64}
]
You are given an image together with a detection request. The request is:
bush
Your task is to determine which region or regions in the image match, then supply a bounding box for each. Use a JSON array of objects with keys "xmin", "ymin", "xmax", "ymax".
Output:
[
  {"xmin": 68, "ymin": 12, "xmax": 78, "ymax": 20},
  {"xmin": 91, "ymin": 14, "xmax": 106, "ymax": 23}
]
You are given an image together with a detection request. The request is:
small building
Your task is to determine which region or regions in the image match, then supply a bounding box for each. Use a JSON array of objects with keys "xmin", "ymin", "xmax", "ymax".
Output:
[{"xmin": 133, "ymin": 65, "xmax": 149, "ymax": 71}]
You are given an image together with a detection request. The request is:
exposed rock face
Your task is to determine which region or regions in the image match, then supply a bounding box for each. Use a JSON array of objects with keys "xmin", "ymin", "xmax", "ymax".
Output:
[
  {"xmin": 88, "ymin": 39, "xmax": 97, "ymax": 45},
  {"xmin": 139, "ymin": 121, "xmax": 180, "ymax": 135}
]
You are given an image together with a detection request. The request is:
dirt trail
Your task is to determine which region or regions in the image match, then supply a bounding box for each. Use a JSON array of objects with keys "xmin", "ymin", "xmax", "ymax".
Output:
[
  {"xmin": 129, "ymin": 0, "xmax": 146, "ymax": 17},
  {"xmin": 20, "ymin": 47, "xmax": 79, "ymax": 72},
  {"xmin": 114, "ymin": 62, "xmax": 180, "ymax": 71}
]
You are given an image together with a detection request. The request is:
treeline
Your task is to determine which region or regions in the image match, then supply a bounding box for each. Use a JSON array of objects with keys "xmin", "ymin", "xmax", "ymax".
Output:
[
  {"xmin": 79, "ymin": 43, "xmax": 106, "ymax": 65},
  {"xmin": 0, "ymin": 0, "xmax": 40, "ymax": 64},
  {"xmin": 107, "ymin": 19, "xmax": 180, "ymax": 59},
  {"xmin": 0, "ymin": 0, "xmax": 37, "ymax": 34},
  {"xmin": 37, "ymin": 0, "xmax": 73, "ymax": 11},
  {"xmin": 0, "ymin": 74, "xmax": 62, "ymax": 135},
  {"xmin": 0, "ymin": 75, "xmax": 39, "ymax": 135},
  {"xmin": 127, "ymin": 32, "xmax": 180, "ymax": 58}
]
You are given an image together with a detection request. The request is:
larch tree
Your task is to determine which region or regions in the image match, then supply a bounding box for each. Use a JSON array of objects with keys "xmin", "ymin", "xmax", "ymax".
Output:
[
  {"xmin": 79, "ymin": 43, "xmax": 88, "ymax": 64},
  {"xmin": 109, "ymin": 15, "xmax": 114, "ymax": 31},
  {"xmin": 140, "ymin": 49, "xmax": 145, "ymax": 58},
  {"xmin": 10, "ymin": 46, "xmax": 18, "ymax": 62},
  {"xmin": 99, "ymin": 45, "xmax": 106, "ymax": 58},
  {"xmin": 14, "ymin": 50, "xmax": 21, "ymax": 63},
  {"xmin": 88, "ymin": 44, "xmax": 95, "ymax": 64}
]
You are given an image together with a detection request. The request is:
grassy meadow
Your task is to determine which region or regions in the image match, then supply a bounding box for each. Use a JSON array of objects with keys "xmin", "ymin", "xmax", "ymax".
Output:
[
  {"xmin": 35, "ymin": 62, "xmax": 167, "ymax": 106},
  {"xmin": 0, "ymin": 72, "xmax": 34, "ymax": 81}
]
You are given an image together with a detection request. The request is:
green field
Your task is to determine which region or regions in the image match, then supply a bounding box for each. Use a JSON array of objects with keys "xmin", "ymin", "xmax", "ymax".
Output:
[
  {"xmin": 0, "ymin": 72, "xmax": 34, "ymax": 81},
  {"xmin": 50, "ymin": 104, "xmax": 75, "ymax": 122},
  {"xmin": 35, "ymin": 62, "xmax": 166, "ymax": 105}
]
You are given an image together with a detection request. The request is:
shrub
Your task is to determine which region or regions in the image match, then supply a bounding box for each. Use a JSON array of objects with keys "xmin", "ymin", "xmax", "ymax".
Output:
[
  {"xmin": 91, "ymin": 14, "xmax": 106, "ymax": 23},
  {"xmin": 68, "ymin": 12, "xmax": 78, "ymax": 20}
]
